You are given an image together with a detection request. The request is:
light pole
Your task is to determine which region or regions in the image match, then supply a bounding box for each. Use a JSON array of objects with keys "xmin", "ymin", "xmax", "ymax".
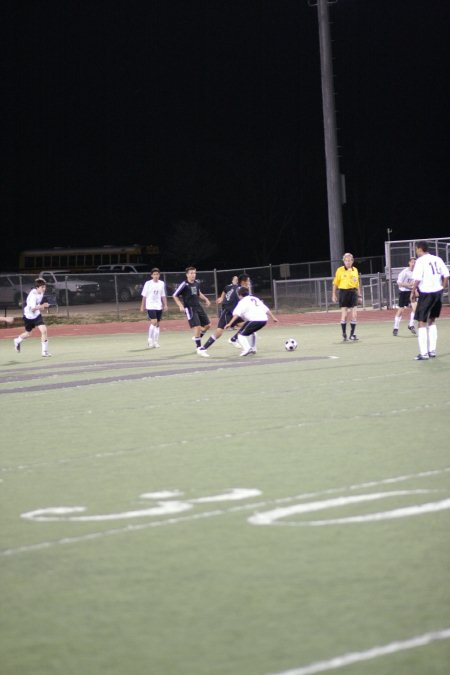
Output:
[{"xmin": 310, "ymin": 0, "xmax": 344, "ymax": 274}]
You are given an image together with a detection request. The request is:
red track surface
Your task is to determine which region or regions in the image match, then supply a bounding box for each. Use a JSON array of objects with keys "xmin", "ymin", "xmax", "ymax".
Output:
[{"xmin": 1, "ymin": 307, "xmax": 449, "ymax": 339}]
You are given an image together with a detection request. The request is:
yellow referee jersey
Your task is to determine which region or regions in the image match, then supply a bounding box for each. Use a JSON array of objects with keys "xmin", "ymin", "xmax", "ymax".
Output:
[{"xmin": 333, "ymin": 265, "xmax": 359, "ymax": 290}]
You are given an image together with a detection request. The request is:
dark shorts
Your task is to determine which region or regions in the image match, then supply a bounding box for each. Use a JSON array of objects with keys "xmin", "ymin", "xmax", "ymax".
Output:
[
  {"xmin": 23, "ymin": 315, "xmax": 45, "ymax": 332},
  {"xmin": 414, "ymin": 291, "xmax": 443, "ymax": 323},
  {"xmin": 147, "ymin": 309, "xmax": 163, "ymax": 322},
  {"xmin": 238, "ymin": 320, "xmax": 267, "ymax": 336},
  {"xmin": 338, "ymin": 289, "xmax": 358, "ymax": 308},
  {"xmin": 185, "ymin": 306, "xmax": 210, "ymax": 329},
  {"xmin": 398, "ymin": 290, "xmax": 412, "ymax": 308},
  {"xmin": 217, "ymin": 309, "xmax": 234, "ymax": 330}
]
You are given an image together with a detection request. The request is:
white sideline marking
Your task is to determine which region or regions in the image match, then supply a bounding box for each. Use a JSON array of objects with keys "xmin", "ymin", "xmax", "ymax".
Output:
[
  {"xmin": 2, "ymin": 467, "xmax": 450, "ymax": 557},
  {"xmin": 266, "ymin": 627, "xmax": 450, "ymax": 675}
]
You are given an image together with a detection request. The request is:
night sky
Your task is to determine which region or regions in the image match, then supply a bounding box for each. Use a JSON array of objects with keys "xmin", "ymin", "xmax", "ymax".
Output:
[{"xmin": 3, "ymin": 0, "xmax": 450, "ymax": 271}]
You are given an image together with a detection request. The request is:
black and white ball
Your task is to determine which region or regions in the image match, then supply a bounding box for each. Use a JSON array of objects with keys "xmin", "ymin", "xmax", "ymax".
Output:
[{"xmin": 284, "ymin": 338, "xmax": 298, "ymax": 351}]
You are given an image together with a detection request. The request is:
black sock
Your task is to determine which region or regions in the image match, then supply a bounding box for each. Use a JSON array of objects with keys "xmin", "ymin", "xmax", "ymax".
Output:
[
  {"xmin": 194, "ymin": 337, "xmax": 201, "ymax": 348},
  {"xmin": 341, "ymin": 322, "xmax": 347, "ymax": 337},
  {"xmin": 350, "ymin": 322, "xmax": 356, "ymax": 336},
  {"xmin": 203, "ymin": 336, "xmax": 215, "ymax": 350}
]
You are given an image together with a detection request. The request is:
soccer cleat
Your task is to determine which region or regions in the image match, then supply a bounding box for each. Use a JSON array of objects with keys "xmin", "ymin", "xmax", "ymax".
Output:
[
  {"xmin": 153, "ymin": 342, "xmax": 160, "ymax": 348},
  {"xmin": 249, "ymin": 348, "xmax": 257, "ymax": 354},
  {"xmin": 408, "ymin": 325, "xmax": 417, "ymax": 335},
  {"xmin": 148, "ymin": 340, "xmax": 154, "ymax": 349},
  {"xmin": 342, "ymin": 336, "xmax": 347, "ymax": 342},
  {"xmin": 14, "ymin": 338, "xmax": 21, "ymax": 353},
  {"xmin": 414, "ymin": 354, "xmax": 429, "ymax": 360},
  {"xmin": 349, "ymin": 335, "xmax": 359, "ymax": 341},
  {"xmin": 42, "ymin": 352, "xmax": 52, "ymax": 357},
  {"xmin": 428, "ymin": 351, "xmax": 436, "ymax": 358},
  {"xmin": 239, "ymin": 348, "xmax": 252, "ymax": 357},
  {"xmin": 197, "ymin": 347, "xmax": 210, "ymax": 357},
  {"xmin": 393, "ymin": 329, "xmax": 398, "ymax": 336},
  {"xmin": 228, "ymin": 337, "xmax": 240, "ymax": 348}
]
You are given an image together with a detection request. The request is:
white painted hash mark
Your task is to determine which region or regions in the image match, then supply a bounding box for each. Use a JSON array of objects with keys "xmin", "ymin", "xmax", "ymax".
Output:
[{"xmin": 266, "ymin": 627, "xmax": 450, "ymax": 675}]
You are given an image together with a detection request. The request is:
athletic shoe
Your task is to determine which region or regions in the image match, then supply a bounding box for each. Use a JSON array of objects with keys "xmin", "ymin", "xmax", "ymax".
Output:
[
  {"xmin": 393, "ymin": 329, "xmax": 398, "ymax": 336},
  {"xmin": 228, "ymin": 337, "xmax": 240, "ymax": 348},
  {"xmin": 153, "ymin": 342, "xmax": 160, "ymax": 348},
  {"xmin": 414, "ymin": 354, "xmax": 429, "ymax": 360},
  {"xmin": 42, "ymin": 353, "xmax": 52, "ymax": 357},
  {"xmin": 249, "ymin": 348, "xmax": 257, "ymax": 354},
  {"xmin": 148, "ymin": 340, "xmax": 154, "ymax": 349},
  {"xmin": 342, "ymin": 336, "xmax": 347, "ymax": 342},
  {"xmin": 197, "ymin": 348, "xmax": 210, "ymax": 357},
  {"xmin": 13, "ymin": 338, "xmax": 21, "ymax": 353},
  {"xmin": 239, "ymin": 348, "xmax": 252, "ymax": 357},
  {"xmin": 428, "ymin": 351, "xmax": 436, "ymax": 358},
  {"xmin": 349, "ymin": 335, "xmax": 359, "ymax": 341},
  {"xmin": 408, "ymin": 325, "xmax": 417, "ymax": 335}
]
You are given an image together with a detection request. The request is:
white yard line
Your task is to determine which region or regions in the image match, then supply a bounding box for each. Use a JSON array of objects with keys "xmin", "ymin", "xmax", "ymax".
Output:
[{"xmin": 266, "ymin": 627, "xmax": 450, "ymax": 675}]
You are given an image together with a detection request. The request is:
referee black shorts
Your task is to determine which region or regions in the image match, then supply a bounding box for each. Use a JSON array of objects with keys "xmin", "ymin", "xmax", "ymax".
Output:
[{"xmin": 338, "ymin": 289, "xmax": 358, "ymax": 308}]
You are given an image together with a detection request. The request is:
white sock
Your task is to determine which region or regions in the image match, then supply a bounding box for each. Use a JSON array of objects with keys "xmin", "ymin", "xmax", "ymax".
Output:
[
  {"xmin": 237, "ymin": 334, "xmax": 250, "ymax": 351},
  {"xmin": 394, "ymin": 316, "xmax": 401, "ymax": 329},
  {"xmin": 428, "ymin": 324, "xmax": 437, "ymax": 352},
  {"xmin": 409, "ymin": 312, "xmax": 415, "ymax": 326},
  {"xmin": 42, "ymin": 340, "xmax": 49, "ymax": 354},
  {"xmin": 249, "ymin": 333, "xmax": 256, "ymax": 348},
  {"xmin": 154, "ymin": 327, "xmax": 160, "ymax": 342},
  {"xmin": 148, "ymin": 325, "xmax": 155, "ymax": 342},
  {"xmin": 418, "ymin": 327, "xmax": 428, "ymax": 355}
]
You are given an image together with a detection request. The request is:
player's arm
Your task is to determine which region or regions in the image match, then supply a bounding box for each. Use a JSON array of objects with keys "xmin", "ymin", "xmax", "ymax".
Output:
[
  {"xmin": 224, "ymin": 312, "xmax": 241, "ymax": 329},
  {"xmin": 216, "ymin": 291, "xmax": 225, "ymax": 305},
  {"xmin": 172, "ymin": 284, "xmax": 185, "ymax": 311},
  {"xmin": 410, "ymin": 279, "xmax": 420, "ymax": 301},
  {"xmin": 199, "ymin": 292, "xmax": 211, "ymax": 307}
]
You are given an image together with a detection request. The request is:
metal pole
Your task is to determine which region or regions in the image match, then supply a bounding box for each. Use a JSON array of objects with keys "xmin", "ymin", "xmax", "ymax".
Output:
[{"xmin": 314, "ymin": 0, "xmax": 345, "ymax": 275}]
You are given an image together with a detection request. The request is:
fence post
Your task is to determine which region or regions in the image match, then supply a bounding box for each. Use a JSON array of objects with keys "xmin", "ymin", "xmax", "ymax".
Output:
[{"xmin": 273, "ymin": 280, "xmax": 278, "ymax": 312}]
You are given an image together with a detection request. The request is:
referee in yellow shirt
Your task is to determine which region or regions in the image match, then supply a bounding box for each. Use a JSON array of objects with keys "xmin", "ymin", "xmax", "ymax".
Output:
[{"xmin": 331, "ymin": 252, "xmax": 362, "ymax": 341}]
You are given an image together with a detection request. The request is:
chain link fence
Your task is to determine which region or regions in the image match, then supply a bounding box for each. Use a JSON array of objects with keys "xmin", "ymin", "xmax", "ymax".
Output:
[{"xmin": 2, "ymin": 249, "xmax": 448, "ymax": 318}]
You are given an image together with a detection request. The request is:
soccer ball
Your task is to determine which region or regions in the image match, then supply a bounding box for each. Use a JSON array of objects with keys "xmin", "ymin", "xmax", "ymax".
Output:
[{"xmin": 285, "ymin": 338, "xmax": 298, "ymax": 351}]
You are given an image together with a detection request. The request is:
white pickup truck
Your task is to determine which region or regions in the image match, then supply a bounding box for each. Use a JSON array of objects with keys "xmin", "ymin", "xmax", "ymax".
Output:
[{"xmin": 39, "ymin": 271, "xmax": 101, "ymax": 305}]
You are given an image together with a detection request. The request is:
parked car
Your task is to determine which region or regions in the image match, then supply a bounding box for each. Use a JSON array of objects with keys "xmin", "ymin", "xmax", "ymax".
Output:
[
  {"xmin": 0, "ymin": 275, "xmax": 34, "ymax": 308},
  {"xmin": 39, "ymin": 271, "xmax": 101, "ymax": 305},
  {"xmin": 95, "ymin": 264, "xmax": 149, "ymax": 302}
]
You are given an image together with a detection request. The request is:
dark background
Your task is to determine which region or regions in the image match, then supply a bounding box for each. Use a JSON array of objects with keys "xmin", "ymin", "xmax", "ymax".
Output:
[{"xmin": 3, "ymin": 0, "xmax": 450, "ymax": 270}]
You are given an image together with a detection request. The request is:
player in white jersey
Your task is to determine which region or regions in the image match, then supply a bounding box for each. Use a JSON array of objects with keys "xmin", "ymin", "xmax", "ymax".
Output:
[
  {"xmin": 392, "ymin": 257, "xmax": 417, "ymax": 336},
  {"xmin": 224, "ymin": 287, "xmax": 278, "ymax": 356},
  {"xmin": 140, "ymin": 268, "xmax": 168, "ymax": 348},
  {"xmin": 410, "ymin": 241, "xmax": 449, "ymax": 360},
  {"xmin": 13, "ymin": 278, "xmax": 51, "ymax": 356}
]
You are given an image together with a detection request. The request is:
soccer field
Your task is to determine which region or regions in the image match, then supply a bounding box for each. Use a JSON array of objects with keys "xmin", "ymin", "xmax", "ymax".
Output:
[{"xmin": 1, "ymin": 319, "xmax": 450, "ymax": 675}]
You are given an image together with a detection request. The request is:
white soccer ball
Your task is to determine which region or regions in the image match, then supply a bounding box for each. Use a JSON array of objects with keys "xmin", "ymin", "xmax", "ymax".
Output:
[{"xmin": 285, "ymin": 338, "xmax": 298, "ymax": 351}]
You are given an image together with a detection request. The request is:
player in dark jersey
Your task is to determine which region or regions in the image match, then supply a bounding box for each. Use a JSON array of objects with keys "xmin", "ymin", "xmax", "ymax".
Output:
[
  {"xmin": 172, "ymin": 266, "xmax": 211, "ymax": 351},
  {"xmin": 197, "ymin": 273, "xmax": 251, "ymax": 357}
]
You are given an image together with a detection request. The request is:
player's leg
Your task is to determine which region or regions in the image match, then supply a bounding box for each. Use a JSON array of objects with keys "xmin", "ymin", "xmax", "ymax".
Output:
[
  {"xmin": 38, "ymin": 323, "xmax": 51, "ymax": 357},
  {"xmin": 349, "ymin": 304, "xmax": 358, "ymax": 340}
]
